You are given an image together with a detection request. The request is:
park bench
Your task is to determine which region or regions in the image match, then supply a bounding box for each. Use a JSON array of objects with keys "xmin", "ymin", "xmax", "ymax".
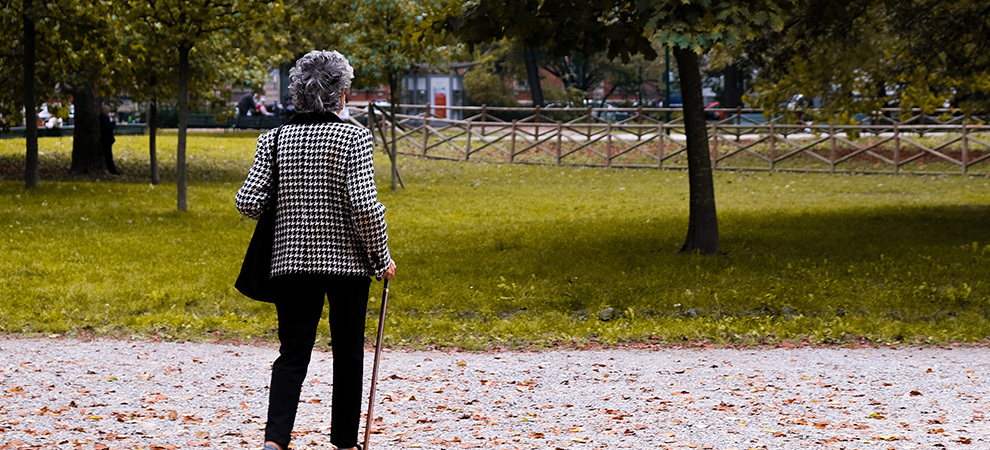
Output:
[
  {"xmin": 1, "ymin": 123, "xmax": 147, "ymax": 139},
  {"xmin": 235, "ymin": 115, "xmax": 284, "ymax": 129},
  {"xmin": 186, "ymin": 113, "xmax": 235, "ymax": 129}
]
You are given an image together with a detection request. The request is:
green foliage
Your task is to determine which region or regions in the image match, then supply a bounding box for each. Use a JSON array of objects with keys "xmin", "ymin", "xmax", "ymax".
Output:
[
  {"xmin": 647, "ymin": 0, "xmax": 792, "ymax": 54},
  {"xmin": 345, "ymin": 0, "xmax": 442, "ymax": 97},
  {"xmin": 542, "ymin": 85, "xmax": 586, "ymax": 106},
  {"xmin": 0, "ymin": 0, "xmax": 124, "ymax": 125},
  {"xmin": 2, "ymin": 136, "xmax": 990, "ymax": 348},
  {"xmin": 448, "ymin": 0, "xmax": 656, "ymax": 61},
  {"xmin": 462, "ymin": 65, "xmax": 518, "ymax": 106},
  {"xmin": 747, "ymin": 0, "xmax": 990, "ymax": 117},
  {"xmin": 123, "ymin": 0, "xmax": 279, "ymax": 105}
]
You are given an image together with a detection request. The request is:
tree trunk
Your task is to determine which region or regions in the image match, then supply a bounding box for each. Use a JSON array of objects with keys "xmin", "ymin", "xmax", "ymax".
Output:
[
  {"xmin": 673, "ymin": 47, "xmax": 721, "ymax": 255},
  {"xmin": 149, "ymin": 99, "xmax": 160, "ymax": 184},
  {"xmin": 523, "ymin": 48, "xmax": 544, "ymax": 107},
  {"xmin": 22, "ymin": 0, "xmax": 39, "ymax": 189},
  {"xmin": 69, "ymin": 81, "xmax": 105, "ymax": 175},
  {"xmin": 388, "ymin": 72, "xmax": 399, "ymax": 191},
  {"xmin": 722, "ymin": 64, "xmax": 744, "ymax": 108},
  {"xmin": 177, "ymin": 44, "xmax": 190, "ymax": 211}
]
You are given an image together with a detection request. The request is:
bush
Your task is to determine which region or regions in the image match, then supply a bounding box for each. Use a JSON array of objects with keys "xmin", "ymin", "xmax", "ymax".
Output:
[{"xmin": 463, "ymin": 66, "xmax": 518, "ymax": 107}]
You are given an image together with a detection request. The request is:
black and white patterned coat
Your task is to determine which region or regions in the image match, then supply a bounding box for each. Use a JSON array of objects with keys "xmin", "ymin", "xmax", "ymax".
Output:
[{"xmin": 236, "ymin": 112, "xmax": 391, "ymax": 278}]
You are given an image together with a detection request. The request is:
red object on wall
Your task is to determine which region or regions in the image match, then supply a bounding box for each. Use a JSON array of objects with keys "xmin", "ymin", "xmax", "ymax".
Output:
[{"xmin": 434, "ymin": 92, "xmax": 447, "ymax": 118}]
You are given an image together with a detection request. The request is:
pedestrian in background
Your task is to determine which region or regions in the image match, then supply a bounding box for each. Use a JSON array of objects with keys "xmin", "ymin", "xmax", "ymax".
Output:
[
  {"xmin": 99, "ymin": 104, "xmax": 119, "ymax": 175},
  {"xmin": 238, "ymin": 92, "xmax": 258, "ymax": 116}
]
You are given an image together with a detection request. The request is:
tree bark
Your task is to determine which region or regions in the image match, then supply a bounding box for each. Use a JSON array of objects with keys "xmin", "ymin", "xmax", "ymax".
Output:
[
  {"xmin": 69, "ymin": 81, "xmax": 106, "ymax": 175},
  {"xmin": 722, "ymin": 64, "xmax": 744, "ymax": 108},
  {"xmin": 22, "ymin": 0, "xmax": 39, "ymax": 189},
  {"xmin": 523, "ymin": 48, "xmax": 544, "ymax": 107},
  {"xmin": 673, "ymin": 47, "xmax": 721, "ymax": 255},
  {"xmin": 177, "ymin": 44, "xmax": 190, "ymax": 211},
  {"xmin": 388, "ymin": 71, "xmax": 399, "ymax": 191},
  {"xmin": 149, "ymin": 99, "xmax": 160, "ymax": 184}
]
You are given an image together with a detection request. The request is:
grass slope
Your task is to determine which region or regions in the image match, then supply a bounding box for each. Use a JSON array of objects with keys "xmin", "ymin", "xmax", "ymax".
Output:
[{"xmin": 2, "ymin": 134, "xmax": 989, "ymax": 349}]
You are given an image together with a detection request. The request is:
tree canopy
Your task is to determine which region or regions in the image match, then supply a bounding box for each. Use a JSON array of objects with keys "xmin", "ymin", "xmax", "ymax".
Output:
[
  {"xmin": 746, "ymin": 0, "xmax": 990, "ymax": 119},
  {"xmin": 446, "ymin": 0, "xmax": 656, "ymax": 106},
  {"xmin": 124, "ymin": 0, "xmax": 277, "ymax": 210}
]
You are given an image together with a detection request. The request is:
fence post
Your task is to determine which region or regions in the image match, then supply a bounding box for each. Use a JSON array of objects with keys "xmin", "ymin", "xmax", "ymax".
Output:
[
  {"xmin": 535, "ymin": 105, "xmax": 541, "ymax": 140},
  {"xmin": 769, "ymin": 121, "xmax": 776, "ymax": 171},
  {"xmin": 510, "ymin": 120, "xmax": 517, "ymax": 163},
  {"xmin": 961, "ymin": 119, "xmax": 969, "ymax": 174},
  {"xmin": 829, "ymin": 123, "xmax": 836, "ymax": 173},
  {"xmin": 658, "ymin": 122, "xmax": 664, "ymax": 168},
  {"xmin": 606, "ymin": 121, "xmax": 613, "ymax": 168},
  {"xmin": 422, "ymin": 106, "xmax": 430, "ymax": 156},
  {"xmin": 893, "ymin": 122, "xmax": 900, "ymax": 174},
  {"xmin": 636, "ymin": 105, "xmax": 643, "ymax": 139},
  {"xmin": 587, "ymin": 106, "xmax": 593, "ymax": 141},
  {"xmin": 736, "ymin": 106, "xmax": 743, "ymax": 141},
  {"xmin": 481, "ymin": 104, "xmax": 487, "ymax": 137},
  {"xmin": 465, "ymin": 121, "xmax": 472, "ymax": 161},
  {"xmin": 710, "ymin": 123, "xmax": 718, "ymax": 170},
  {"xmin": 555, "ymin": 121, "xmax": 563, "ymax": 165}
]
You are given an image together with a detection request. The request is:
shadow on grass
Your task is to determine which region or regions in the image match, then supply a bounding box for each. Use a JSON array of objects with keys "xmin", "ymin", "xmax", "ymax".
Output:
[
  {"xmin": 395, "ymin": 203, "xmax": 990, "ymax": 324},
  {"xmin": 0, "ymin": 135, "xmax": 254, "ymax": 184}
]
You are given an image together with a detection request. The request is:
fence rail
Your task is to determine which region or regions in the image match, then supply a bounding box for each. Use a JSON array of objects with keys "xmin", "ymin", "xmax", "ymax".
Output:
[{"xmin": 361, "ymin": 104, "xmax": 990, "ymax": 175}]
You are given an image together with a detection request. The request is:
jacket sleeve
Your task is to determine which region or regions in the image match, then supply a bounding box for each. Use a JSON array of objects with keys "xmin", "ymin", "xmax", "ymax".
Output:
[
  {"xmin": 235, "ymin": 131, "xmax": 276, "ymax": 220},
  {"xmin": 346, "ymin": 128, "xmax": 391, "ymax": 276}
]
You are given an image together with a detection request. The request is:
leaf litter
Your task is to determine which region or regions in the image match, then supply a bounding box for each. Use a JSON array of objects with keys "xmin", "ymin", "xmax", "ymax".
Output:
[{"xmin": 0, "ymin": 339, "xmax": 988, "ymax": 449}]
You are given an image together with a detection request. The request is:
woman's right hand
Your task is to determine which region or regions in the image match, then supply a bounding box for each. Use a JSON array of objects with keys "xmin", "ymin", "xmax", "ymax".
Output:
[{"xmin": 382, "ymin": 259, "xmax": 396, "ymax": 280}]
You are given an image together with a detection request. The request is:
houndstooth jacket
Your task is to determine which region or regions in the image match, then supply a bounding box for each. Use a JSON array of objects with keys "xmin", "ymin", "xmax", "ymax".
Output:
[{"xmin": 235, "ymin": 111, "xmax": 391, "ymax": 278}]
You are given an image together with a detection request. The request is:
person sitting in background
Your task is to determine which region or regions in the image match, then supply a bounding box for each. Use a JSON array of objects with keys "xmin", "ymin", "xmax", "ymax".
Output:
[{"xmin": 256, "ymin": 96, "xmax": 275, "ymax": 116}]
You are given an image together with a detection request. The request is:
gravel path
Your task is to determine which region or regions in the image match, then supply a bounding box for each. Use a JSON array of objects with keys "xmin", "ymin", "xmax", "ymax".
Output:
[{"xmin": 1, "ymin": 338, "xmax": 988, "ymax": 450}]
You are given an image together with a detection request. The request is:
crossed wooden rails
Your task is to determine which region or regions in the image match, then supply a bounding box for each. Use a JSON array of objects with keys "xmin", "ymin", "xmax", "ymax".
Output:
[{"xmin": 364, "ymin": 105, "xmax": 990, "ymax": 174}]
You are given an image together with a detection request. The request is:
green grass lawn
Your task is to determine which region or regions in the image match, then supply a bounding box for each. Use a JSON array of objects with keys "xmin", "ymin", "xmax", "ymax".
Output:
[{"xmin": 2, "ymin": 134, "xmax": 989, "ymax": 349}]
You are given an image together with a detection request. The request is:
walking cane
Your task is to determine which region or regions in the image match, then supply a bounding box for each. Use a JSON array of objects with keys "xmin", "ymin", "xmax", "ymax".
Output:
[{"xmin": 363, "ymin": 278, "xmax": 390, "ymax": 450}]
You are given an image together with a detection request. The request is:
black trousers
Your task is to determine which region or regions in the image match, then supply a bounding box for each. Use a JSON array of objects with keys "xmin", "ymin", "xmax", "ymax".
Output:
[
  {"xmin": 103, "ymin": 143, "xmax": 119, "ymax": 174},
  {"xmin": 264, "ymin": 275, "xmax": 371, "ymax": 449}
]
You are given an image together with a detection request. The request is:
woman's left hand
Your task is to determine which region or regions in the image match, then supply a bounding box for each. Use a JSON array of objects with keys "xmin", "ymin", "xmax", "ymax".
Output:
[{"xmin": 382, "ymin": 259, "xmax": 396, "ymax": 280}]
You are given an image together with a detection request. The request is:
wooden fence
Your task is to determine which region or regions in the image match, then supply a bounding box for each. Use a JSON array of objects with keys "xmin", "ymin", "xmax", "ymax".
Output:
[{"xmin": 349, "ymin": 104, "xmax": 990, "ymax": 175}]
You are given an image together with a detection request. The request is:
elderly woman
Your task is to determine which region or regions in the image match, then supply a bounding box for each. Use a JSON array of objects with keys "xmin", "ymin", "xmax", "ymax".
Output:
[{"xmin": 236, "ymin": 50, "xmax": 396, "ymax": 450}]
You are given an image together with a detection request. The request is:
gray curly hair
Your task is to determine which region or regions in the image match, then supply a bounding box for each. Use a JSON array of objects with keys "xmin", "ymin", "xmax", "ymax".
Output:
[{"xmin": 288, "ymin": 50, "xmax": 354, "ymax": 114}]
